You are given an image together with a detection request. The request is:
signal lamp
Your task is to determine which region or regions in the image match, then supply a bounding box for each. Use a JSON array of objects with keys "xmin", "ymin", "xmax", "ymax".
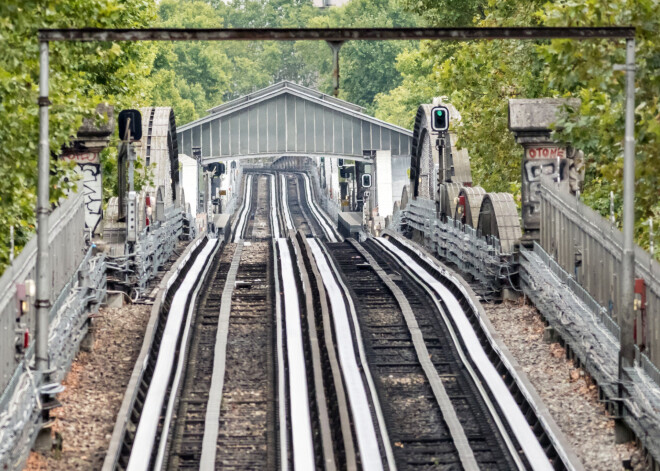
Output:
[{"xmin": 431, "ymin": 106, "xmax": 450, "ymax": 132}]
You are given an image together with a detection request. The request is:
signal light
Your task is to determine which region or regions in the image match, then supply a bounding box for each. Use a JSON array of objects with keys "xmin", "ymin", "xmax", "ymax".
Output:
[
  {"xmin": 431, "ymin": 106, "xmax": 449, "ymax": 132},
  {"xmin": 118, "ymin": 109, "xmax": 143, "ymax": 141}
]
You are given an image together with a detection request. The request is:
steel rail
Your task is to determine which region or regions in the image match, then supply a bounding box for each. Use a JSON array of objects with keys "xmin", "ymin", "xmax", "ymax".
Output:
[
  {"xmin": 126, "ymin": 239, "xmax": 218, "ymax": 471},
  {"xmin": 347, "ymin": 239, "xmax": 480, "ymax": 470},
  {"xmin": 300, "ymin": 235, "xmax": 358, "ymax": 471},
  {"xmin": 293, "ymin": 176, "xmax": 320, "ymax": 238},
  {"xmin": 301, "ymin": 173, "xmax": 340, "ymax": 242},
  {"xmin": 199, "ymin": 242, "xmax": 244, "ymax": 471},
  {"xmin": 304, "ymin": 172, "xmax": 343, "ymax": 242},
  {"xmin": 290, "ymin": 232, "xmax": 337, "ymax": 470},
  {"xmin": 281, "ymin": 174, "xmax": 295, "ymax": 231},
  {"xmin": 315, "ymin": 240, "xmax": 397, "ymax": 470},
  {"xmin": 269, "ymin": 174, "xmax": 281, "ymax": 239},
  {"xmin": 308, "ymin": 238, "xmax": 393, "ymax": 471},
  {"xmin": 152, "ymin": 240, "xmax": 222, "ymax": 470},
  {"xmin": 39, "ymin": 27, "xmax": 635, "ymax": 42},
  {"xmin": 374, "ymin": 237, "xmax": 553, "ymax": 470},
  {"xmin": 232, "ymin": 174, "xmax": 253, "ymax": 242},
  {"xmin": 386, "ymin": 230, "xmax": 584, "ymax": 470},
  {"xmin": 371, "ymin": 237, "xmax": 527, "ymax": 468},
  {"xmin": 271, "ymin": 237, "xmax": 289, "ymax": 471},
  {"xmin": 101, "ymin": 235, "xmax": 207, "ymax": 471},
  {"xmin": 277, "ymin": 238, "xmax": 316, "ymax": 469}
]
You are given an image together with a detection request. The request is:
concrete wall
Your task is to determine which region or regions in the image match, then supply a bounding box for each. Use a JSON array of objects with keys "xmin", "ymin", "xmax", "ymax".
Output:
[
  {"xmin": 391, "ymin": 154, "xmax": 411, "ymax": 206},
  {"xmin": 179, "ymin": 154, "xmax": 198, "ymax": 216}
]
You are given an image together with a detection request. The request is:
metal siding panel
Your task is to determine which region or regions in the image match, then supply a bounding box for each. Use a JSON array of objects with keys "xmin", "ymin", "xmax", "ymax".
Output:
[
  {"xmin": 381, "ymin": 128, "xmax": 391, "ymax": 151},
  {"xmin": 287, "ymin": 95, "xmax": 296, "ymax": 152},
  {"xmin": 343, "ymin": 115, "xmax": 352, "ymax": 156},
  {"xmin": 211, "ymin": 119, "xmax": 220, "ymax": 157},
  {"xmin": 324, "ymin": 108, "xmax": 333, "ymax": 154},
  {"xmin": 305, "ymin": 102, "xmax": 315, "ymax": 152},
  {"xmin": 371, "ymin": 124, "xmax": 381, "ymax": 150},
  {"xmin": 316, "ymin": 106, "xmax": 325, "ymax": 153},
  {"xmin": 268, "ymin": 100, "xmax": 277, "ymax": 153},
  {"xmin": 334, "ymin": 112, "xmax": 343, "ymax": 155},
  {"xmin": 221, "ymin": 119, "xmax": 230, "ymax": 155},
  {"xmin": 192, "ymin": 124, "xmax": 201, "ymax": 150},
  {"xmin": 259, "ymin": 103, "xmax": 268, "ymax": 153},
  {"xmin": 296, "ymin": 97, "xmax": 306, "ymax": 152},
  {"xmin": 353, "ymin": 118, "xmax": 361, "ymax": 155},
  {"xmin": 362, "ymin": 121, "xmax": 371, "ymax": 151},
  {"xmin": 202, "ymin": 122, "xmax": 211, "ymax": 156},
  {"xmin": 249, "ymin": 106, "xmax": 258, "ymax": 154},
  {"xmin": 391, "ymin": 132, "xmax": 400, "ymax": 156},
  {"xmin": 183, "ymin": 129, "xmax": 192, "ymax": 156},
  {"xmin": 239, "ymin": 109, "xmax": 249, "ymax": 155},
  {"xmin": 277, "ymin": 96, "xmax": 286, "ymax": 152},
  {"xmin": 230, "ymin": 114, "xmax": 239, "ymax": 156}
]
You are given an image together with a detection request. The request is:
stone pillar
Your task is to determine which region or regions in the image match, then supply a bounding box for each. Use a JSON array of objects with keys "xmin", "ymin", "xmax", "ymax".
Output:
[
  {"xmin": 508, "ymin": 99, "xmax": 583, "ymax": 238},
  {"xmin": 60, "ymin": 104, "xmax": 114, "ymax": 237}
]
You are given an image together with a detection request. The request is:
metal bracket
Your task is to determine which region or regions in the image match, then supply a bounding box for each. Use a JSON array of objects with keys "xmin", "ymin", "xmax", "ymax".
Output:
[
  {"xmin": 326, "ymin": 40, "xmax": 344, "ymax": 98},
  {"xmin": 34, "ymin": 299, "xmax": 52, "ymax": 309},
  {"xmin": 613, "ymin": 64, "xmax": 636, "ymax": 72}
]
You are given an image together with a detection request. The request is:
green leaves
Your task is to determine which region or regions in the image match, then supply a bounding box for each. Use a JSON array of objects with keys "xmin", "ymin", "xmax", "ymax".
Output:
[
  {"xmin": 0, "ymin": 0, "xmax": 156, "ymax": 272},
  {"xmin": 374, "ymin": 0, "xmax": 659, "ymax": 257}
]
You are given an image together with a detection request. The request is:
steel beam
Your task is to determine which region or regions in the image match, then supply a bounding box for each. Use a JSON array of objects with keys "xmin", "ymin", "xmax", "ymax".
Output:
[{"xmin": 39, "ymin": 27, "xmax": 635, "ymax": 42}]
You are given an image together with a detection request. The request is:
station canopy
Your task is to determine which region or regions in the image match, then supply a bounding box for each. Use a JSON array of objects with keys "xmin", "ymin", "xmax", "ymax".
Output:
[{"xmin": 177, "ymin": 81, "xmax": 413, "ymax": 163}]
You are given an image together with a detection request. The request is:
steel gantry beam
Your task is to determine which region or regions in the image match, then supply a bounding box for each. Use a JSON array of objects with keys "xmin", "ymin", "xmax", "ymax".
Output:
[
  {"xmin": 34, "ymin": 27, "xmax": 637, "ymax": 441},
  {"xmin": 38, "ymin": 26, "xmax": 635, "ymax": 42}
]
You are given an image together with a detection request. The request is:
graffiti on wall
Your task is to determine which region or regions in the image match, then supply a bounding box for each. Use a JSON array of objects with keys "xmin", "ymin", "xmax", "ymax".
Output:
[{"xmin": 61, "ymin": 153, "xmax": 103, "ymax": 235}]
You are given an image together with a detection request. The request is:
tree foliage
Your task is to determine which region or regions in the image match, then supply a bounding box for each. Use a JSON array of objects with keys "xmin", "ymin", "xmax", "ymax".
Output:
[
  {"xmin": 539, "ymin": 0, "xmax": 660, "ymax": 250},
  {"xmin": 152, "ymin": 0, "xmax": 419, "ymax": 119},
  {"xmin": 2, "ymin": 0, "xmax": 658, "ymax": 275},
  {"xmin": 374, "ymin": 0, "xmax": 660, "ymax": 255},
  {"xmin": 295, "ymin": 0, "xmax": 419, "ymax": 112},
  {"xmin": 0, "ymin": 0, "xmax": 156, "ymax": 271}
]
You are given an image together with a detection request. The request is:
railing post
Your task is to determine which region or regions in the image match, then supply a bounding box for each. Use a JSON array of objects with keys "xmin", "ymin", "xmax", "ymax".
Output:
[{"xmin": 36, "ymin": 40, "xmax": 51, "ymax": 373}]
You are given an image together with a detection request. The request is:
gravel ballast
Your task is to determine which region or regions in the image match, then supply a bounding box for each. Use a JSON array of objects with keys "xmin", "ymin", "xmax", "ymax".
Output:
[
  {"xmin": 484, "ymin": 300, "xmax": 648, "ymax": 471},
  {"xmin": 25, "ymin": 303, "xmax": 151, "ymax": 470}
]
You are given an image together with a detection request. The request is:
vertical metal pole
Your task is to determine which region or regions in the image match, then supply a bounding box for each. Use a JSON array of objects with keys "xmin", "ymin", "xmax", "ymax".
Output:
[
  {"xmin": 36, "ymin": 40, "xmax": 51, "ymax": 372},
  {"xmin": 650, "ymin": 218, "xmax": 654, "ymax": 256},
  {"xmin": 328, "ymin": 41, "xmax": 343, "ymax": 98},
  {"xmin": 619, "ymin": 37, "xmax": 636, "ymax": 372},
  {"xmin": 9, "ymin": 226, "xmax": 14, "ymax": 263}
]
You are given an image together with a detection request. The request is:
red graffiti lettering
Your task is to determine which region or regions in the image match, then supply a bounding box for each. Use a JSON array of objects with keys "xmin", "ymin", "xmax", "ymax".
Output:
[{"xmin": 526, "ymin": 146, "xmax": 567, "ymax": 160}]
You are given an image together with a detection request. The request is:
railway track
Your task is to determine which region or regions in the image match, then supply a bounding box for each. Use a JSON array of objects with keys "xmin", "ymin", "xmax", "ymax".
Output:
[
  {"xmin": 109, "ymin": 168, "xmax": 576, "ymax": 471},
  {"xmin": 281, "ymin": 171, "xmax": 341, "ymax": 242},
  {"xmin": 327, "ymin": 239, "xmax": 525, "ymax": 469}
]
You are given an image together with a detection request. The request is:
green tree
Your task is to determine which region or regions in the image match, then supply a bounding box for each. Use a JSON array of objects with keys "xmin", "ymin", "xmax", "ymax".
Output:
[
  {"xmin": 538, "ymin": 0, "xmax": 660, "ymax": 252},
  {"xmin": 296, "ymin": 0, "xmax": 419, "ymax": 112},
  {"xmin": 0, "ymin": 0, "xmax": 157, "ymax": 272},
  {"xmin": 150, "ymin": 0, "xmax": 232, "ymax": 120},
  {"xmin": 375, "ymin": 0, "xmax": 659, "ymax": 255}
]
